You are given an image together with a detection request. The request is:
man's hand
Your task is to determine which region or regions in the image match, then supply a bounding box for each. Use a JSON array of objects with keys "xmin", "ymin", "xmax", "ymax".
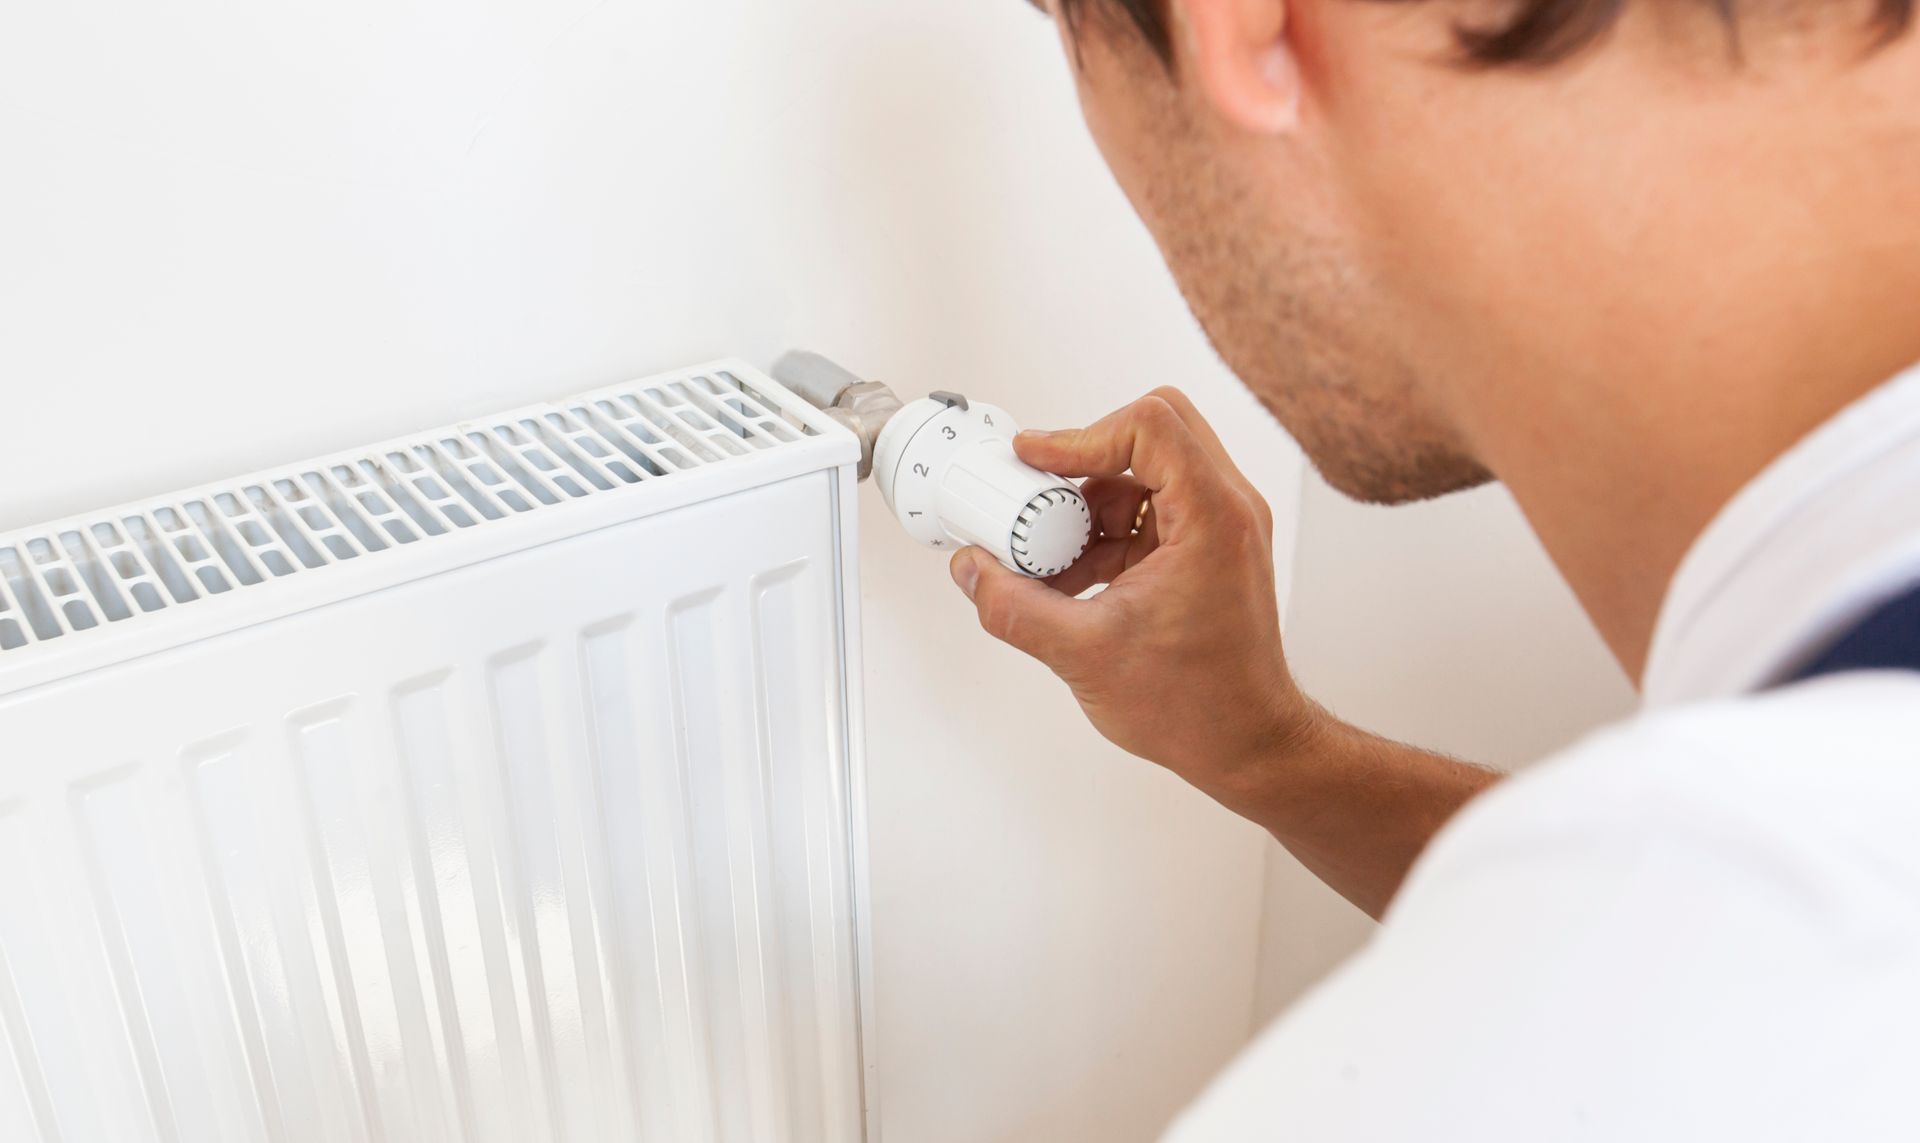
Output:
[
  {"xmin": 948, "ymin": 387, "xmax": 1501, "ymax": 919},
  {"xmin": 948, "ymin": 387, "xmax": 1310, "ymax": 813}
]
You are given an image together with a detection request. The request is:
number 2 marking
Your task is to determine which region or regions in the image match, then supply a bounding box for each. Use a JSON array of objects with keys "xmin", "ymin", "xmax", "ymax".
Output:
[{"xmin": 914, "ymin": 463, "xmax": 930, "ymax": 478}]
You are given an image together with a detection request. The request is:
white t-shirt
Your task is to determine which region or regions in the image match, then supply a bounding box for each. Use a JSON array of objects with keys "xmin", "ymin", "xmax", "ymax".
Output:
[{"xmin": 1168, "ymin": 366, "xmax": 1920, "ymax": 1142}]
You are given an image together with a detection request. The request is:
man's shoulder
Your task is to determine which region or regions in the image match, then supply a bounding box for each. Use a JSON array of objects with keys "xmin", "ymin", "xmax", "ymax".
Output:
[
  {"xmin": 1510, "ymin": 668, "xmax": 1920, "ymax": 794},
  {"xmin": 1164, "ymin": 674, "xmax": 1920, "ymax": 1143},
  {"xmin": 1404, "ymin": 670, "xmax": 1920, "ymax": 909}
]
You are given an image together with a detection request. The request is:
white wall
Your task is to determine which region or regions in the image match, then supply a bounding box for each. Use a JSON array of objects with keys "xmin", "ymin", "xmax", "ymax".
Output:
[
  {"xmin": 1253, "ymin": 475, "xmax": 1639, "ymax": 1022},
  {"xmin": 0, "ymin": 2, "xmax": 1304, "ymax": 1139}
]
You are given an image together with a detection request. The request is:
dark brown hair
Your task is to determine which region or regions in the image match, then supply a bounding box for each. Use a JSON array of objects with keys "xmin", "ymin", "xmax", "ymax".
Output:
[{"xmin": 1061, "ymin": 0, "xmax": 1914, "ymax": 67}]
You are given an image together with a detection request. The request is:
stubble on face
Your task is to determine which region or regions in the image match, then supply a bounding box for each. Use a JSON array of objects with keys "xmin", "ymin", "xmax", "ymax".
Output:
[{"xmin": 1069, "ymin": 18, "xmax": 1495, "ymax": 505}]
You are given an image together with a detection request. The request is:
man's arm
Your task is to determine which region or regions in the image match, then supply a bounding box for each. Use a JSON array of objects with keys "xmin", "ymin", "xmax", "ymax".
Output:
[{"xmin": 946, "ymin": 387, "xmax": 1500, "ymax": 919}]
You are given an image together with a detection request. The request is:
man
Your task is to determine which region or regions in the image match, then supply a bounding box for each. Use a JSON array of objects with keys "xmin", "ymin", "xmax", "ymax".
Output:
[{"xmin": 949, "ymin": 0, "xmax": 1920, "ymax": 1136}]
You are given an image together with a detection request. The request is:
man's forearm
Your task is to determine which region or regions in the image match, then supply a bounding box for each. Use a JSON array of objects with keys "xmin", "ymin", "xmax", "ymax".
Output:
[
  {"xmin": 950, "ymin": 395, "xmax": 1501, "ymax": 921},
  {"xmin": 1216, "ymin": 710, "xmax": 1503, "ymax": 920}
]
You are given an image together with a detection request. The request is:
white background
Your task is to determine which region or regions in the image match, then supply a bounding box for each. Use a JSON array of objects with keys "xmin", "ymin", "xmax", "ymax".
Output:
[{"xmin": 1, "ymin": 1, "xmax": 1308, "ymax": 1139}]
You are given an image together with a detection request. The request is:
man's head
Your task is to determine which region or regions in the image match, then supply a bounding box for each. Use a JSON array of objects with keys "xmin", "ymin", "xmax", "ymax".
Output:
[{"xmin": 1037, "ymin": 0, "xmax": 1916, "ymax": 504}]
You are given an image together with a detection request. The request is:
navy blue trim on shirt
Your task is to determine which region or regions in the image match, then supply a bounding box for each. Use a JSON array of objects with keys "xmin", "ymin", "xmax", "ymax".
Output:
[{"xmin": 1782, "ymin": 580, "xmax": 1920, "ymax": 685}]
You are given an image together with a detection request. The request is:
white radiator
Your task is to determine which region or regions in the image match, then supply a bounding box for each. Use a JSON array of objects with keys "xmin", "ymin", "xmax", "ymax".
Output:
[{"xmin": 0, "ymin": 362, "xmax": 876, "ymax": 1143}]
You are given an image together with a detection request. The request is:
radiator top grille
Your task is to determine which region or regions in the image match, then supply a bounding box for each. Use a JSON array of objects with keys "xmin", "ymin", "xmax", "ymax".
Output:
[{"xmin": 0, "ymin": 364, "xmax": 830, "ymax": 664}]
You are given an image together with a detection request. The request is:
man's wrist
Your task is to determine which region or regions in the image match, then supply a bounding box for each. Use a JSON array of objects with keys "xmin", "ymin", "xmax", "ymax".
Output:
[{"xmin": 1185, "ymin": 696, "xmax": 1341, "ymax": 822}]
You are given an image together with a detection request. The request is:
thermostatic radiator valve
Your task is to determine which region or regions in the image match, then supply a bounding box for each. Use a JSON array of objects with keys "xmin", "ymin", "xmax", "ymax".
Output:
[{"xmin": 773, "ymin": 351, "xmax": 1093, "ymax": 578}]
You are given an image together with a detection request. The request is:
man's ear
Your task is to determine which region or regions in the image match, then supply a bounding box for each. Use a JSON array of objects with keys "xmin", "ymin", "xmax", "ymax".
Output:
[{"xmin": 1175, "ymin": 0, "xmax": 1301, "ymax": 133}]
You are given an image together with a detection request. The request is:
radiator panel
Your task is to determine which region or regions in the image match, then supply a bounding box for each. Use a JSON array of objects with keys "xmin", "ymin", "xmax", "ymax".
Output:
[{"xmin": 0, "ymin": 471, "xmax": 868, "ymax": 1143}]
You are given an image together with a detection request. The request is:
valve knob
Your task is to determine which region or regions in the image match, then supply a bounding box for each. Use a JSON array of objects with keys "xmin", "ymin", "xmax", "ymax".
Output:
[
  {"xmin": 1011, "ymin": 487, "xmax": 1094, "ymax": 578},
  {"xmin": 872, "ymin": 395, "xmax": 1093, "ymax": 578}
]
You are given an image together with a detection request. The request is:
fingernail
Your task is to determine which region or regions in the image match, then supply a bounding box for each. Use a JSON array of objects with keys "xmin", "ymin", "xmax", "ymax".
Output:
[
  {"xmin": 1016, "ymin": 429, "xmax": 1059, "ymax": 441},
  {"xmin": 951, "ymin": 553, "xmax": 980, "ymax": 600}
]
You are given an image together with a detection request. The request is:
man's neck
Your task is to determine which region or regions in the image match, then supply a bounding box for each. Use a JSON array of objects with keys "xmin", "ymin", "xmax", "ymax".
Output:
[{"xmin": 1489, "ymin": 245, "xmax": 1920, "ymax": 685}]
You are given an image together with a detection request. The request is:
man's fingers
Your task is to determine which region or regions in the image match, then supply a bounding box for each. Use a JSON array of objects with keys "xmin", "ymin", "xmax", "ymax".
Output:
[
  {"xmin": 1012, "ymin": 395, "xmax": 1218, "ymax": 539},
  {"xmin": 1133, "ymin": 493, "xmax": 1160, "ymax": 557},
  {"xmin": 951, "ymin": 547, "xmax": 1101, "ymax": 664},
  {"xmin": 1081, "ymin": 475, "xmax": 1152, "ymax": 540},
  {"xmin": 1013, "ymin": 396, "xmax": 1197, "ymax": 482},
  {"xmin": 1143, "ymin": 386, "xmax": 1259, "ymax": 491},
  {"xmin": 1044, "ymin": 537, "xmax": 1132, "ymax": 597}
]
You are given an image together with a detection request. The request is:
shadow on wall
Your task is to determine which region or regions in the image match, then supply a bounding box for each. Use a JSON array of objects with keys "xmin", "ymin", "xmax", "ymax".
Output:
[{"xmin": 1255, "ymin": 474, "xmax": 1638, "ymax": 1023}]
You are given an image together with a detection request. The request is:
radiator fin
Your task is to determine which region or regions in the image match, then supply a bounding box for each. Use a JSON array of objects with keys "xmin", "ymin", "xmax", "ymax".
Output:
[
  {"xmin": 0, "ymin": 808, "xmax": 66, "ymax": 1143},
  {"xmin": 0, "ymin": 368, "xmax": 819, "ymax": 664},
  {"xmin": 0, "ymin": 400, "xmax": 868, "ymax": 1142}
]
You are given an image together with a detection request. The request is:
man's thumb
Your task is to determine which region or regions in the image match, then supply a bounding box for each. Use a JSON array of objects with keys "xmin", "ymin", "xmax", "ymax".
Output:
[{"xmin": 950, "ymin": 547, "xmax": 1086, "ymax": 663}]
